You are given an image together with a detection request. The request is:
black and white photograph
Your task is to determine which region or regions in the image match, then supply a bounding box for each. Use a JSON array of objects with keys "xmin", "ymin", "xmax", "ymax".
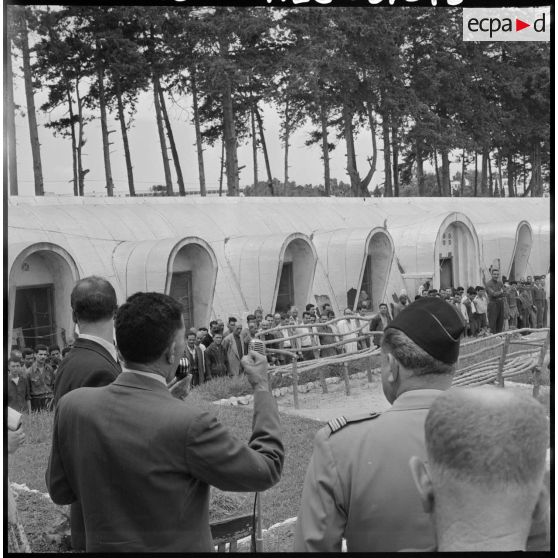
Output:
[{"xmin": 6, "ymin": 2, "xmax": 551, "ymax": 553}]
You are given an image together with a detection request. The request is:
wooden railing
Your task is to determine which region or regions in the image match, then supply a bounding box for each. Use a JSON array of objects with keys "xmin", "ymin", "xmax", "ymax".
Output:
[{"xmin": 256, "ymin": 320, "xmax": 550, "ymax": 408}]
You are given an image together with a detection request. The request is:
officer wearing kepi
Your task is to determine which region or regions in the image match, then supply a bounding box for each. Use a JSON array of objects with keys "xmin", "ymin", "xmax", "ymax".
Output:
[{"xmin": 294, "ymin": 297, "xmax": 465, "ymax": 552}]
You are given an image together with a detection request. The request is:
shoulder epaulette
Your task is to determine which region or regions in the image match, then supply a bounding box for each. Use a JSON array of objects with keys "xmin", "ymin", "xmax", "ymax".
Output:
[{"xmin": 328, "ymin": 411, "xmax": 381, "ymax": 434}]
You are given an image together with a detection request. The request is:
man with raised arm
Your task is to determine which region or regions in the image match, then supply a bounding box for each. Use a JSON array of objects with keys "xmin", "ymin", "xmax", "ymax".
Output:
[{"xmin": 47, "ymin": 292, "xmax": 284, "ymax": 552}]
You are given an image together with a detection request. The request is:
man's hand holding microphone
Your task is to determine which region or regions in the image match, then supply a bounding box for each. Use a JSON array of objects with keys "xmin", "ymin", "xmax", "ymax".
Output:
[{"xmin": 242, "ymin": 344, "xmax": 270, "ymax": 393}]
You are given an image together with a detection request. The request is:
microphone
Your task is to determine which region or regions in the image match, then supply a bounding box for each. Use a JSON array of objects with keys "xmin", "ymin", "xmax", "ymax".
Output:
[{"xmin": 248, "ymin": 338, "xmax": 266, "ymax": 355}]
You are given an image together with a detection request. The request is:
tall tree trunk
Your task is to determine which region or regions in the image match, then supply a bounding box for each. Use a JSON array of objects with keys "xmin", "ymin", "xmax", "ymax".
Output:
[
  {"xmin": 65, "ymin": 83, "xmax": 78, "ymax": 196},
  {"xmin": 440, "ymin": 148, "xmax": 450, "ymax": 196},
  {"xmin": 320, "ymin": 101, "xmax": 331, "ymax": 197},
  {"xmin": 480, "ymin": 148, "xmax": 488, "ymax": 196},
  {"xmin": 190, "ymin": 70, "xmax": 206, "ymax": 197},
  {"xmin": 218, "ymin": 134, "xmax": 225, "ymax": 197},
  {"xmin": 153, "ymin": 75, "xmax": 173, "ymax": 195},
  {"xmin": 488, "ymin": 152, "xmax": 493, "ymax": 196},
  {"xmin": 6, "ymin": 37, "xmax": 18, "ymax": 196},
  {"xmin": 76, "ymin": 79, "xmax": 86, "ymax": 196},
  {"xmin": 433, "ymin": 149, "xmax": 441, "ymax": 195},
  {"xmin": 283, "ymin": 99, "xmax": 290, "ymax": 196},
  {"xmin": 96, "ymin": 59, "xmax": 114, "ymax": 197},
  {"xmin": 250, "ymin": 102, "xmax": 258, "ymax": 189},
  {"xmin": 381, "ymin": 108, "xmax": 392, "ymax": 197},
  {"xmin": 158, "ymin": 85, "xmax": 185, "ymax": 196},
  {"xmin": 365, "ymin": 102, "xmax": 378, "ymax": 183},
  {"xmin": 473, "ymin": 152, "xmax": 478, "ymax": 197},
  {"xmin": 460, "ymin": 150, "xmax": 466, "ymax": 197},
  {"xmin": 507, "ymin": 154, "xmax": 515, "ymax": 197},
  {"xmin": 222, "ymin": 71, "xmax": 239, "ymax": 196},
  {"xmin": 19, "ymin": 8, "xmax": 43, "ymax": 195},
  {"xmin": 522, "ymin": 154, "xmax": 527, "ymax": 195},
  {"xmin": 416, "ymin": 140, "xmax": 425, "ymax": 196},
  {"xmin": 343, "ymin": 103, "xmax": 360, "ymax": 196},
  {"xmin": 497, "ymin": 149, "xmax": 505, "ymax": 197},
  {"xmin": 392, "ymin": 124, "xmax": 399, "ymax": 197},
  {"xmin": 254, "ymin": 104, "xmax": 273, "ymax": 196},
  {"xmin": 527, "ymin": 143, "xmax": 542, "ymax": 197},
  {"xmin": 114, "ymin": 77, "xmax": 135, "ymax": 197}
]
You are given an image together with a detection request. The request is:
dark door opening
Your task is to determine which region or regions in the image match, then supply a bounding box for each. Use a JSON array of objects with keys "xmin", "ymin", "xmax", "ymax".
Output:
[
  {"xmin": 439, "ymin": 257, "xmax": 453, "ymax": 290},
  {"xmin": 275, "ymin": 262, "xmax": 294, "ymax": 313},
  {"xmin": 169, "ymin": 271, "xmax": 194, "ymax": 331},
  {"xmin": 13, "ymin": 285, "xmax": 55, "ymax": 349}
]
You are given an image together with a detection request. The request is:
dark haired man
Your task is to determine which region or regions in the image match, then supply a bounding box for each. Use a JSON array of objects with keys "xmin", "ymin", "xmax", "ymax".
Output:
[
  {"xmin": 52, "ymin": 276, "xmax": 121, "ymax": 550},
  {"xmin": 204, "ymin": 333, "xmax": 228, "ymax": 378},
  {"xmin": 22, "ymin": 347, "xmax": 35, "ymax": 372},
  {"xmin": 48, "ymin": 345, "xmax": 62, "ymax": 375},
  {"xmin": 184, "ymin": 331, "xmax": 206, "ymax": 386},
  {"xmin": 27, "ymin": 344, "xmax": 55, "ymax": 411},
  {"xmin": 409, "ymin": 388, "xmax": 549, "ymax": 551},
  {"xmin": 485, "ymin": 268, "xmax": 505, "ymax": 333},
  {"xmin": 226, "ymin": 317, "xmax": 237, "ymax": 337},
  {"xmin": 7, "ymin": 357, "xmax": 31, "ymax": 414},
  {"xmin": 295, "ymin": 298, "xmax": 465, "ymax": 552},
  {"xmin": 47, "ymin": 292, "xmax": 283, "ymax": 552},
  {"xmin": 369, "ymin": 303, "xmax": 392, "ymax": 348}
]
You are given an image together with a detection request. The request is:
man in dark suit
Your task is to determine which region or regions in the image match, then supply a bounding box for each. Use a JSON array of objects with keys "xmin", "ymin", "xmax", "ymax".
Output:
[
  {"xmin": 46, "ymin": 292, "xmax": 284, "ymax": 552},
  {"xmin": 369, "ymin": 303, "xmax": 393, "ymax": 348},
  {"xmin": 52, "ymin": 275, "xmax": 121, "ymax": 550},
  {"xmin": 183, "ymin": 331, "xmax": 207, "ymax": 386}
]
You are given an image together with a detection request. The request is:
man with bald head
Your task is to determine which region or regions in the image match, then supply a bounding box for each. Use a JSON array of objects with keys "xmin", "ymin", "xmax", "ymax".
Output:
[
  {"xmin": 409, "ymin": 388, "xmax": 549, "ymax": 551},
  {"xmin": 295, "ymin": 297, "xmax": 465, "ymax": 552},
  {"xmin": 53, "ymin": 275, "xmax": 121, "ymax": 550}
]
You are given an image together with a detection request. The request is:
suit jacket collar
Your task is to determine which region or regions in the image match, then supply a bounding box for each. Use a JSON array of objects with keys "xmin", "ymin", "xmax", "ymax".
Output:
[
  {"xmin": 112, "ymin": 371, "xmax": 171, "ymax": 395},
  {"xmin": 72, "ymin": 338, "xmax": 121, "ymax": 372}
]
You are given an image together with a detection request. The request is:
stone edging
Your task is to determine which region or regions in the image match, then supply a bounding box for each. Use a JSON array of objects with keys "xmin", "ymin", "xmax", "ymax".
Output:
[{"xmin": 213, "ymin": 370, "xmax": 373, "ymax": 406}]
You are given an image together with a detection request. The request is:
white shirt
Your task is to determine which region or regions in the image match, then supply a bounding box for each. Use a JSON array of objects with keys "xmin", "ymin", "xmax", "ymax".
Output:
[
  {"xmin": 122, "ymin": 367, "xmax": 167, "ymax": 386},
  {"xmin": 78, "ymin": 333, "xmax": 118, "ymax": 362}
]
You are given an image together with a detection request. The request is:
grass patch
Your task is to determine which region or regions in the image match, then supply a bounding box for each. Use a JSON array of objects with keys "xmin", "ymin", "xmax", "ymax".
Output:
[
  {"xmin": 193, "ymin": 375, "xmax": 253, "ymax": 401},
  {"xmin": 9, "ymin": 401, "xmax": 322, "ymax": 550}
]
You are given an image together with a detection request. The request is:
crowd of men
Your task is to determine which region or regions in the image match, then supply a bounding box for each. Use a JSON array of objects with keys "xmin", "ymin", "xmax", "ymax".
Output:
[
  {"xmin": 6, "ymin": 275, "xmax": 549, "ymax": 552},
  {"xmin": 7, "ymin": 344, "xmax": 70, "ymax": 413},
  {"xmin": 417, "ymin": 270, "xmax": 550, "ymax": 337}
]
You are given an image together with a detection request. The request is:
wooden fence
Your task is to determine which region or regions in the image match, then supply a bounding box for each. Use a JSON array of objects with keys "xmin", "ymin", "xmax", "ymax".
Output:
[{"xmin": 256, "ymin": 319, "xmax": 550, "ymax": 409}]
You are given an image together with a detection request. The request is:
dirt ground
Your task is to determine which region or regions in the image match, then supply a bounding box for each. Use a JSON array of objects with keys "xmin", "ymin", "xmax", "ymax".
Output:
[{"xmin": 275, "ymin": 374, "xmax": 391, "ymax": 422}]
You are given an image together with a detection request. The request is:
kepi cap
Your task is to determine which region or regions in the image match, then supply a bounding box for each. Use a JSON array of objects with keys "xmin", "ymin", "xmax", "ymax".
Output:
[{"xmin": 388, "ymin": 297, "xmax": 465, "ymax": 364}]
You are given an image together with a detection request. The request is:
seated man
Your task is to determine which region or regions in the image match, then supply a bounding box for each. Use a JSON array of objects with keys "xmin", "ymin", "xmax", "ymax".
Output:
[{"xmin": 409, "ymin": 388, "xmax": 549, "ymax": 552}]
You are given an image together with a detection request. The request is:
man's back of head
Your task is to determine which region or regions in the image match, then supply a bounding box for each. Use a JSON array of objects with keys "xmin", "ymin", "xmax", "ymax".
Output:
[
  {"xmin": 411, "ymin": 388, "xmax": 549, "ymax": 551},
  {"xmin": 71, "ymin": 276, "xmax": 117, "ymax": 324}
]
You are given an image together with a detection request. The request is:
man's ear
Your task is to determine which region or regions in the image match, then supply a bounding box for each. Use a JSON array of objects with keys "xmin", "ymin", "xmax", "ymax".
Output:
[
  {"xmin": 409, "ymin": 456, "xmax": 434, "ymax": 514},
  {"xmin": 387, "ymin": 352, "xmax": 400, "ymax": 384},
  {"xmin": 167, "ymin": 339, "xmax": 176, "ymax": 364}
]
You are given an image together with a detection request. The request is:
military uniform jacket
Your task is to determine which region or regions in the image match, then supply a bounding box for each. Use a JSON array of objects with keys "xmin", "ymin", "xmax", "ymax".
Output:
[
  {"xmin": 294, "ymin": 389, "xmax": 444, "ymax": 552},
  {"xmin": 46, "ymin": 372, "xmax": 284, "ymax": 552}
]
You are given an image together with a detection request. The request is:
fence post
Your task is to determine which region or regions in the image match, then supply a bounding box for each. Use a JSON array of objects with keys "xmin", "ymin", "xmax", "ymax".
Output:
[
  {"xmin": 533, "ymin": 331, "xmax": 550, "ymax": 398},
  {"xmin": 318, "ymin": 367, "xmax": 328, "ymax": 394},
  {"xmin": 342, "ymin": 362, "xmax": 351, "ymax": 396},
  {"xmin": 496, "ymin": 335, "xmax": 511, "ymax": 388},
  {"xmin": 366, "ymin": 356, "xmax": 373, "ymax": 383},
  {"xmin": 255, "ymin": 493, "xmax": 263, "ymax": 552},
  {"xmin": 291, "ymin": 357, "xmax": 300, "ymax": 409}
]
